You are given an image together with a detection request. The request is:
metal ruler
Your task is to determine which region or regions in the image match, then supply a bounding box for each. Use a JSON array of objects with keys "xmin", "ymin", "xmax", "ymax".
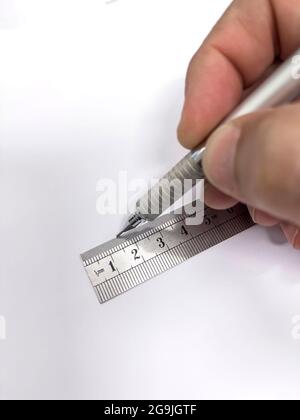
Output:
[{"xmin": 81, "ymin": 204, "xmax": 254, "ymax": 304}]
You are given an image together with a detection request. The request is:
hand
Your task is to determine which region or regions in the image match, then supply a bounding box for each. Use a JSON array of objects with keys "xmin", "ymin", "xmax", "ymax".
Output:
[{"xmin": 178, "ymin": 0, "xmax": 300, "ymax": 250}]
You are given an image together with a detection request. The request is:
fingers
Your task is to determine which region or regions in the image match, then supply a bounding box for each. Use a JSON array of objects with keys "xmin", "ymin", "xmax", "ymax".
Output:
[
  {"xmin": 202, "ymin": 104, "xmax": 300, "ymax": 228},
  {"xmin": 204, "ymin": 183, "xmax": 238, "ymax": 209},
  {"xmin": 178, "ymin": 0, "xmax": 300, "ymax": 149}
]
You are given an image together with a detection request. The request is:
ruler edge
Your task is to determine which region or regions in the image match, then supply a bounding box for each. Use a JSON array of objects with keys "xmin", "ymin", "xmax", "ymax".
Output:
[
  {"xmin": 81, "ymin": 206, "xmax": 255, "ymax": 304},
  {"xmin": 80, "ymin": 214, "xmax": 185, "ymax": 267},
  {"xmin": 95, "ymin": 213, "xmax": 254, "ymax": 304},
  {"xmin": 81, "ymin": 204, "xmax": 248, "ymax": 267}
]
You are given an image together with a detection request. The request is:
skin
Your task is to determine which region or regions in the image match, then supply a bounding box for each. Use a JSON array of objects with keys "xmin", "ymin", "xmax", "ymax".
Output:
[{"xmin": 177, "ymin": 0, "xmax": 300, "ymax": 250}]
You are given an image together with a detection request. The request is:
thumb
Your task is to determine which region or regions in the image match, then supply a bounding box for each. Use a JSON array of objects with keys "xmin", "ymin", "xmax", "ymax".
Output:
[{"xmin": 202, "ymin": 104, "xmax": 300, "ymax": 227}]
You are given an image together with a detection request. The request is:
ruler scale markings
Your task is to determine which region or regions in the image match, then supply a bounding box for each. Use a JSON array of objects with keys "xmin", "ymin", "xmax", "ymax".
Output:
[
  {"xmin": 153, "ymin": 254, "xmax": 163, "ymax": 273},
  {"xmin": 119, "ymin": 275, "xmax": 130, "ymax": 294},
  {"xmin": 145, "ymin": 259, "xmax": 155, "ymax": 277},
  {"xmin": 178, "ymin": 241, "xmax": 190, "ymax": 259},
  {"xmin": 99, "ymin": 284, "xmax": 110, "ymax": 301},
  {"xmin": 136, "ymin": 265, "xmax": 145, "ymax": 284},
  {"xmin": 106, "ymin": 278, "xmax": 116, "ymax": 297},
  {"xmin": 125, "ymin": 269, "xmax": 136, "ymax": 288},
  {"xmin": 137, "ymin": 261, "xmax": 148, "ymax": 280},
  {"xmin": 143, "ymin": 262, "xmax": 154, "ymax": 281},
  {"xmin": 121, "ymin": 271, "xmax": 132, "ymax": 290},
  {"xmin": 185, "ymin": 238, "xmax": 198, "ymax": 258},
  {"xmin": 171, "ymin": 249, "xmax": 182, "ymax": 265},
  {"xmin": 189, "ymin": 238, "xmax": 200, "ymax": 257},
  {"xmin": 154, "ymin": 257, "xmax": 164, "ymax": 275},
  {"xmin": 160, "ymin": 253, "xmax": 171, "ymax": 271},
  {"xmin": 155, "ymin": 255, "xmax": 166, "ymax": 273},
  {"xmin": 109, "ymin": 277, "xmax": 120, "ymax": 296},
  {"xmin": 224, "ymin": 222, "xmax": 235, "ymax": 239},
  {"xmin": 111, "ymin": 277, "xmax": 121, "ymax": 296},
  {"xmin": 99, "ymin": 285, "xmax": 108, "ymax": 302},
  {"xmin": 120, "ymin": 274, "xmax": 130, "ymax": 292},
  {"xmin": 127, "ymin": 272, "xmax": 137, "ymax": 289},
  {"xmin": 129, "ymin": 268, "xmax": 141, "ymax": 287},
  {"xmin": 104, "ymin": 282, "xmax": 114, "ymax": 300},
  {"xmin": 94, "ymin": 286, "xmax": 102, "ymax": 302},
  {"xmin": 152, "ymin": 257, "xmax": 162, "ymax": 276},
  {"xmin": 168, "ymin": 250, "xmax": 179, "ymax": 267},
  {"xmin": 128, "ymin": 269, "xmax": 139, "ymax": 289},
  {"xmin": 163, "ymin": 254, "xmax": 172, "ymax": 271},
  {"xmin": 138, "ymin": 264, "xmax": 150, "ymax": 284},
  {"xmin": 172, "ymin": 243, "xmax": 184, "ymax": 264},
  {"xmin": 101, "ymin": 284, "xmax": 111, "ymax": 302},
  {"xmin": 133, "ymin": 267, "xmax": 145, "ymax": 286},
  {"xmin": 98, "ymin": 285, "xmax": 107, "ymax": 302},
  {"xmin": 117, "ymin": 273, "xmax": 127, "ymax": 290},
  {"xmin": 177, "ymin": 242, "xmax": 190, "ymax": 263},
  {"xmin": 192, "ymin": 236, "xmax": 204, "ymax": 254},
  {"xmin": 186, "ymin": 240, "xmax": 199, "ymax": 258},
  {"xmin": 180, "ymin": 241, "xmax": 192, "ymax": 260},
  {"xmin": 139, "ymin": 264, "xmax": 149, "ymax": 283},
  {"xmin": 99, "ymin": 288, "xmax": 108, "ymax": 304},
  {"xmin": 105, "ymin": 282, "xmax": 114, "ymax": 300},
  {"xmin": 123, "ymin": 273, "xmax": 133, "ymax": 290},
  {"xmin": 156, "ymin": 253, "xmax": 167, "ymax": 271},
  {"xmin": 138, "ymin": 264, "xmax": 149, "ymax": 283},
  {"xmin": 96, "ymin": 285, "xmax": 105, "ymax": 302},
  {"xmin": 81, "ymin": 205, "xmax": 254, "ymax": 304},
  {"xmin": 134, "ymin": 266, "xmax": 144, "ymax": 285},
  {"xmin": 176, "ymin": 247, "xmax": 186, "ymax": 264},
  {"xmin": 159, "ymin": 253, "xmax": 171, "ymax": 271},
  {"xmin": 105, "ymin": 279, "xmax": 114, "ymax": 299},
  {"xmin": 101, "ymin": 286, "xmax": 111, "ymax": 303},
  {"xmin": 148, "ymin": 258, "xmax": 159, "ymax": 277},
  {"xmin": 169, "ymin": 247, "xmax": 180, "ymax": 265},
  {"xmin": 109, "ymin": 278, "xmax": 119, "ymax": 297},
  {"xmin": 113, "ymin": 278, "xmax": 124, "ymax": 296}
]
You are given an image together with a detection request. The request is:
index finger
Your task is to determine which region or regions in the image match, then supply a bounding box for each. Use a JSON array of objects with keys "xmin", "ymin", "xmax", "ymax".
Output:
[{"xmin": 178, "ymin": 0, "xmax": 300, "ymax": 149}]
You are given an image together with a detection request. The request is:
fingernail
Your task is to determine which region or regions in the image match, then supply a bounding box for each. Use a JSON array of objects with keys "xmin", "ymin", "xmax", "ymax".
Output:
[
  {"xmin": 281, "ymin": 223, "xmax": 300, "ymax": 249},
  {"xmin": 203, "ymin": 124, "xmax": 241, "ymax": 196},
  {"xmin": 293, "ymin": 230, "xmax": 300, "ymax": 250},
  {"xmin": 177, "ymin": 110, "xmax": 199, "ymax": 149},
  {"xmin": 249, "ymin": 207, "xmax": 257, "ymax": 222},
  {"xmin": 251, "ymin": 208, "xmax": 279, "ymax": 226},
  {"xmin": 177, "ymin": 116, "xmax": 185, "ymax": 144}
]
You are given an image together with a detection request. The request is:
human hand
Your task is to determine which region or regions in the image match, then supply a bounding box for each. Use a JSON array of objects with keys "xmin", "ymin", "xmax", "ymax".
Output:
[{"xmin": 178, "ymin": 0, "xmax": 300, "ymax": 250}]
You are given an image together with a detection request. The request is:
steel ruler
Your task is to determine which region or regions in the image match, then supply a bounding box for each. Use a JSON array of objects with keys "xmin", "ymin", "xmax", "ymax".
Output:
[{"xmin": 81, "ymin": 204, "xmax": 254, "ymax": 304}]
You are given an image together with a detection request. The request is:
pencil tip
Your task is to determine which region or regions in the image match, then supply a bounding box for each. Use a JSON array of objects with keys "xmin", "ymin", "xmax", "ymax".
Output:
[{"xmin": 117, "ymin": 214, "xmax": 145, "ymax": 239}]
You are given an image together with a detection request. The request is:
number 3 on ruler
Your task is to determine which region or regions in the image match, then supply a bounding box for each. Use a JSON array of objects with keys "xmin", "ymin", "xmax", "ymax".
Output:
[{"xmin": 157, "ymin": 237, "xmax": 166, "ymax": 248}]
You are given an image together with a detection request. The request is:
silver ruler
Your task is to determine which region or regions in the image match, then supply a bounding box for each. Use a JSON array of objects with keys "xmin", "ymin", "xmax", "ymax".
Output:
[{"xmin": 81, "ymin": 204, "xmax": 254, "ymax": 304}]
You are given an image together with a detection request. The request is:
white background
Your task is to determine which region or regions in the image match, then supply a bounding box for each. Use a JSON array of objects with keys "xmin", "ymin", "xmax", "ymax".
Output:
[{"xmin": 0, "ymin": 0, "xmax": 300, "ymax": 400}]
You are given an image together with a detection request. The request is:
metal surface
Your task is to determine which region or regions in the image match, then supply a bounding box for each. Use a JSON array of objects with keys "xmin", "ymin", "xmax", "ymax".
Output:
[
  {"xmin": 136, "ymin": 154, "xmax": 205, "ymax": 219},
  {"xmin": 82, "ymin": 204, "xmax": 254, "ymax": 304},
  {"xmin": 118, "ymin": 48, "xmax": 300, "ymax": 237}
]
